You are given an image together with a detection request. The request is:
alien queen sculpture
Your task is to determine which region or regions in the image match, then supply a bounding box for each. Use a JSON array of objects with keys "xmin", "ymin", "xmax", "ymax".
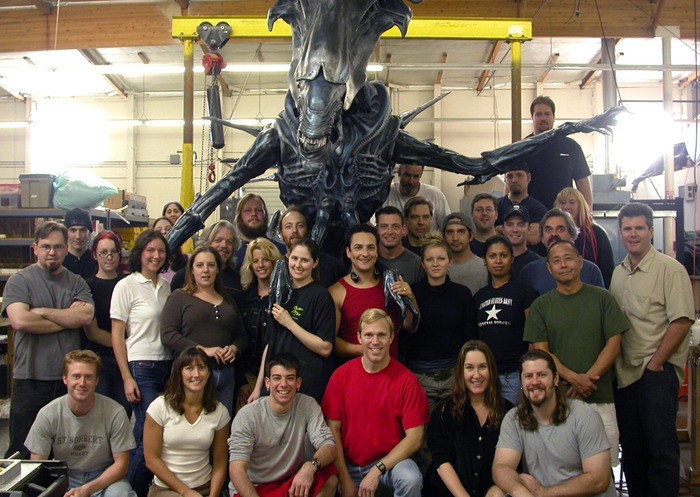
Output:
[{"xmin": 167, "ymin": 0, "xmax": 622, "ymax": 256}]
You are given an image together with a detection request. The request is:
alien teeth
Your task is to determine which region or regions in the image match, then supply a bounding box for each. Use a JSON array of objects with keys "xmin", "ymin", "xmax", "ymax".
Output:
[{"xmin": 299, "ymin": 134, "xmax": 328, "ymax": 148}]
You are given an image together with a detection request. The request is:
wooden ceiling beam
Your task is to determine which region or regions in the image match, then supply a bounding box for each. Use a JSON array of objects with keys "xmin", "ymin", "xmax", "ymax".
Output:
[
  {"xmin": 538, "ymin": 53, "xmax": 559, "ymax": 83},
  {"xmin": 680, "ymin": 72, "xmax": 698, "ymax": 89},
  {"xmin": 436, "ymin": 52, "xmax": 447, "ymax": 85},
  {"xmin": 476, "ymin": 39, "xmax": 503, "ymax": 94},
  {"xmin": 78, "ymin": 48, "xmax": 127, "ymax": 98},
  {"xmin": 0, "ymin": 0, "xmax": 697, "ymax": 53},
  {"xmin": 649, "ymin": 0, "xmax": 667, "ymax": 36}
]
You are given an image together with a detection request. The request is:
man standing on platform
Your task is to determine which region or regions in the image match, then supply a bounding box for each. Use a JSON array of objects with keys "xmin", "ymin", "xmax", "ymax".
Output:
[{"xmin": 524, "ymin": 96, "xmax": 592, "ymax": 210}]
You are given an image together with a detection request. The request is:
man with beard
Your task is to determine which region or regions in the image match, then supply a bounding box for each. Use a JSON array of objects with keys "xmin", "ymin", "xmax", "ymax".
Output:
[
  {"xmin": 375, "ymin": 206, "xmax": 424, "ymax": 284},
  {"xmin": 442, "ymin": 213, "xmax": 487, "ymax": 296},
  {"xmin": 501, "ymin": 206, "xmax": 541, "ymax": 279},
  {"xmin": 492, "ymin": 350, "xmax": 616, "ymax": 497},
  {"xmin": 497, "ymin": 165, "xmax": 547, "ymax": 246},
  {"xmin": 520, "ymin": 208, "xmax": 603, "ymax": 295},
  {"xmin": 278, "ymin": 206, "xmax": 345, "ymax": 288},
  {"xmin": 523, "ymin": 96, "xmax": 593, "ymax": 210},
  {"xmin": 2, "ymin": 221, "xmax": 94, "ymax": 458},
  {"xmin": 525, "ymin": 241, "xmax": 629, "ymax": 467},
  {"xmin": 383, "ymin": 164, "xmax": 450, "ymax": 232},
  {"xmin": 232, "ymin": 194, "xmax": 287, "ymax": 270},
  {"xmin": 470, "ymin": 194, "xmax": 499, "ymax": 258},
  {"xmin": 403, "ymin": 197, "xmax": 434, "ymax": 257},
  {"xmin": 63, "ymin": 208, "xmax": 98, "ymax": 280}
]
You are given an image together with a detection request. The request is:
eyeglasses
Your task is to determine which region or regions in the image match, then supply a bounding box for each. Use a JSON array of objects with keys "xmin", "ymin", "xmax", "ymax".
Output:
[
  {"xmin": 473, "ymin": 207, "xmax": 495, "ymax": 214},
  {"xmin": 97, "ymin": 250, "xmax": 119, "ymax": 259},
  {"xmin": 37, "ymin": 244, "xmax": 65, "ymax": 252}
]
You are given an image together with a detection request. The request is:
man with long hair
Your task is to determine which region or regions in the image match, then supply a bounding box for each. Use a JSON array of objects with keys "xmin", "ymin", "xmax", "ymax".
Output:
[{"xmin": 492, "ymin": 350, "xmax": 616, "ymax": 497}]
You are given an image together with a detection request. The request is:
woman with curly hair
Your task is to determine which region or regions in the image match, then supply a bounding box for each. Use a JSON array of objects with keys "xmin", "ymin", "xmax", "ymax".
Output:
[
  {"xmin": 555, "ymin": 187, "xmax": 614, "ymax": 287},
  {"xmin": 426, "ymin": 340, "xmax": 512, "ymax": 497},
  {"xmin": 144, "ymin": 348, "xmax": 230, "ymax": 497}
]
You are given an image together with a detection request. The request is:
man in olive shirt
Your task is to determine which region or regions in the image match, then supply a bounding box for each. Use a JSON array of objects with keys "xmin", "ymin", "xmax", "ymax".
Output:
[
  {"xmin": 525, "ymin": 240, "xmax": 628, "ymax": 467},
  {"xmin": 610, "ymin": 203, "xmax": 694, "ymax": 496}
]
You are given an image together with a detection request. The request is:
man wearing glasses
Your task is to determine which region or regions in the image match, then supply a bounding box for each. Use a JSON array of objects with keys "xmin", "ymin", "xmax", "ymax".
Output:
[{"xmin": 1, "ymin": 221, "xmax": 94, "ymax": 458}]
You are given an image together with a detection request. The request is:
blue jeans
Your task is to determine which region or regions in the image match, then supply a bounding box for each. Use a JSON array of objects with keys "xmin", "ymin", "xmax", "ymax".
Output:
[
  {"xmin": 69, "ymin": 469, "xmax": 137, "ymax": 497},
  {"xmin": 614, "ymin": 363, "xmax": 680, "ymax": 497},
  {"xmin": 347, "ymin": 459, "xmax": 422, "ymax": 497},
  {"xmin": 128, "ymin": 360, "xmax": 172, "ymax": 497},
  {"xmin": 499, "ymin": 371, "xmax": 522, "ymax": 405},
  {"xmin": 6, "ymin": 379, "xmax": 65, "ymax": 458},
  {"xmin": 96, "ymin": 353, "xmax": 131, "ymax": 418},
  {"xmin": 211, "ymin": 365, "xmax": 235, "ymax": 417}
]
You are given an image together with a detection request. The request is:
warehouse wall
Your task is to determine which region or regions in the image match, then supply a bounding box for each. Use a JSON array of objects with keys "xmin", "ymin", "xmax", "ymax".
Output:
[{"xmin": 0, "ymin": 80, "xmax": 693, "ymax": 227}]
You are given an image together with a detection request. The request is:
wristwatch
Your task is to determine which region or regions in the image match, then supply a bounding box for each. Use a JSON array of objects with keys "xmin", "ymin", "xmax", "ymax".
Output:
[
  {"xmin": 310, "ymin": 458, "xmax": 322, "ymax": 472},
  {"xmin": 375, "ymin": 461, "xmax": 387, "ymax": 475}
]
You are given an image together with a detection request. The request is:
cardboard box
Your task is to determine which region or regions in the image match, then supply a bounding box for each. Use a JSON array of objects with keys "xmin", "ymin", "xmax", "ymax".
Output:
[
  {"xmin": 19, "ymin": 174, "xmax": 54, "ymax": 208},
  {"xmin": 103, "ymin": 190, "xmax": 147, "ymax": 213}
]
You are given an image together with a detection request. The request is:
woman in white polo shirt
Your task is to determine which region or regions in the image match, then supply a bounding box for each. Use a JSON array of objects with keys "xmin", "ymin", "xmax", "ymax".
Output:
[{"xmin": 112, "ymin": 229, "xmax": 173, "ymax": 496}]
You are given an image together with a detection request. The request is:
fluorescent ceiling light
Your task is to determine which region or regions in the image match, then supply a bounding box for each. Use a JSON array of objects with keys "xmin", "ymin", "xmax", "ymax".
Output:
[
  {"xmin": 145, "ymin": 120, "xmax": 185, "ymax": 127},
  {"xmin": 0, "ymin": 122, "xmax": 29, "ymax": 128}
]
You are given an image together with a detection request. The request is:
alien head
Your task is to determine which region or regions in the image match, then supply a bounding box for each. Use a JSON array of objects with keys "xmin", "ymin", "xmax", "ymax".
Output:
[{"xmin": 268, "ymin": 0, "xmax": 421, "ymax": 156}]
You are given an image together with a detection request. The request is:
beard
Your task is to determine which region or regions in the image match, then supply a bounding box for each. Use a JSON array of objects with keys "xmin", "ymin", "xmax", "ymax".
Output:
[{"xmin": 238, "ymin": 220, "xmax": 267, "ymax": 240}]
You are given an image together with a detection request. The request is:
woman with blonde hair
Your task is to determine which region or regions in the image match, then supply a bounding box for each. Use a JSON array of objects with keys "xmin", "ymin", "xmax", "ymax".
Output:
[
  {"xmin": 426, "ymin": 340, "xmax": 512, "ymax": 497},
  {"xmin": 234, "ymin": 238, "xmax": 283, "ymax": 408},
  {"xmin": 555, "ymin": 187, "xmax": 614, "ymax": 287}
]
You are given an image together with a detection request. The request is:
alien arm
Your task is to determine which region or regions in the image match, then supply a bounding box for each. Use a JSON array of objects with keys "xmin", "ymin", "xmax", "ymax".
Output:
[
  {"xmin": 394, "ymin": 107, "xmax": 623, "ymax": 185},
  {"xmin": 167, "ymin": 126, "xmax": 282, "ymax": 251}
]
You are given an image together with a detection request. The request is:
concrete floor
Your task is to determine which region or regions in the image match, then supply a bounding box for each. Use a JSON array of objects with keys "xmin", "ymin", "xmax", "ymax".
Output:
[{"xmin": 0, "ymin": 402, "xmax": 694, "ymax": 496}]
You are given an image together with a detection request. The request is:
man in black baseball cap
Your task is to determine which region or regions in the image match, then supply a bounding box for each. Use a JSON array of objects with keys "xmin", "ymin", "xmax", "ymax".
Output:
[
  {"xmin": 501, "ymin": 205, "xmax": 542, "ymax": 278},
  {"xmin": 63, "ymin": 209, "xmax": 97, "ymax": 279}
]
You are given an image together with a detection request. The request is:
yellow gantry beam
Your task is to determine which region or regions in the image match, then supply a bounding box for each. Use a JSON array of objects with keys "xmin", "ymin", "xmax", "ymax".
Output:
[
  {"xmin": 172, "ymin": 16, "xmax": 531, "ymax": 199},
  {"xmin": 172, "ymin": 17, "xmax": 532, "ymax": 41}
]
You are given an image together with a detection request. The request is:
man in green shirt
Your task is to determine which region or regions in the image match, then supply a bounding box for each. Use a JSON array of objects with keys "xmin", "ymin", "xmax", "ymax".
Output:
[{"xmin": 524, "ymin": 240, "xmax": 629, "ymax": 467}]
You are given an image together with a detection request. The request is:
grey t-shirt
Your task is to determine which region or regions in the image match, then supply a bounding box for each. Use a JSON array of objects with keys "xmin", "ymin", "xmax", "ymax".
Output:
[
  {"xmin": 25, "ymin": 394, "xmax": 135, "ymax": 472},
  {"xmin": 497, "ymin": 399, "xmax": 615, "ymax": 497},
  {"xmin": 1, "ymin": 264, "xmax": 93, "ymax": 380},
  {"xmin": 378, "ymin": 250, "xmax": 425, "ymax": 285},
  {"xmin": 228, "ymin": 394, "xmax": 335, "ymax": 494},
  {"xmin": 449, "ymin": 256, "xmax": 488, "ymax": 296}
]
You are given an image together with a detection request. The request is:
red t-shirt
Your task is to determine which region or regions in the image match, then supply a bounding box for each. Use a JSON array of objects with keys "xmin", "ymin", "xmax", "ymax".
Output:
[
  {"xmin": 336, "ymin": 278, "xmax": 401, "ymax": 359},
  {"xmin": 321, "ymin": 357, "xmax": 430, "ymax": 467}
]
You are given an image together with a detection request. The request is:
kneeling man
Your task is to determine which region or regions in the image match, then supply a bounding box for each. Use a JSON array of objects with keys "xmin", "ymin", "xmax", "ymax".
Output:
[
  {"xmin": 493, "ymin": 350, "xmax": 615, "ymax": 497},
  {"xmin": 25, "ymin": 350, "xmax": 136, "ymax": 497},
  {"xmin": 322, "ymin": 308, "xmax": 430, "ymax": 497},
  {"xmin": 229, "ymin": 353, "xmax": 338, "ymax": 497}
]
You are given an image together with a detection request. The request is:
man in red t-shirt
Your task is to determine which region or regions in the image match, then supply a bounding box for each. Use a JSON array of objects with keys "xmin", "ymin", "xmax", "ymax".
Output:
[{"xmin": 322, "ymin": 309, "xmax": 429, "ymax": 497}]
